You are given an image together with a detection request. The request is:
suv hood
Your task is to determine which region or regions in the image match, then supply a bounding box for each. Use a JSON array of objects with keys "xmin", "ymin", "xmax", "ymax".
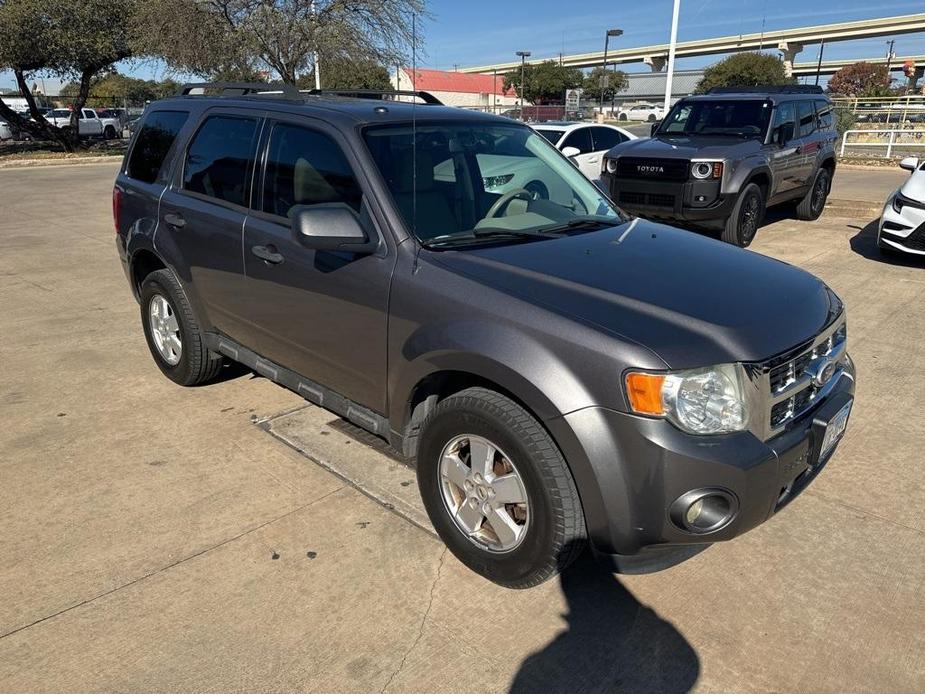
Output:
[
  {"xmin": 429, "ymin": 220, "xmax": 834, "ymax": 368},
  {"xmin": 609, "ymin": 135, "xmax": 763, "ymax": 161}
]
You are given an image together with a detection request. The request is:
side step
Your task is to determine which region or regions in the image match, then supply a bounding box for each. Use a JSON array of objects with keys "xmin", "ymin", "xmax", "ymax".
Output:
[{"xmin": 203, "ymin": 333, "xmax": 391, "ymax": 439}]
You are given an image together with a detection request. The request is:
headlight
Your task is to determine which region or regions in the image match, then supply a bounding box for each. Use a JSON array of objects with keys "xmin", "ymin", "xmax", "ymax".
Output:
[
  {"xmin": 604, "ymin": 158, "xmax": 618, "ymax": 174},
  {"xmin": 624, "ymin": 364, "xmax": 748, "ymax": 435},
  {"xmin": 892, "ymin": 193, "xmax": 905, "ymax": 214},
  {"xmin": 483, "ymin": 173, "xmax": 515, "ymax": 189},
  {"xmin": 691, "ymin": 161, "xmax": 723, "ymax": 180}
]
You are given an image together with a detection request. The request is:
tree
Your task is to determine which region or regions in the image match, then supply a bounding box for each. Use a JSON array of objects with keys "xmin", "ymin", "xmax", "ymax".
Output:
[
  {"xmin": 134, "ymin": 0, "xmax": 426, "ymax": 85},
  {"xmin": 61, "ymin": 73, "xmax": 183, "ymax": 107},
  {"xmin": 695, "ymin": 52, "xmax": 792, "ymax": 94},
  {"xmin": 297, "ymin": 58, "xmax": 392, "ymax": 90},
  {"xmin": 827, "ymin": 62, "xmax": 892, "ymax": 97},
  {"xmin": 583, "ymin": 66, "xmax": 628, "ymax": 102},
  {"xmin": 0, "ymin": 0, "xmax": 133, "ymax": 151},
  {"xmin": 503, "ymin": 61, "xmax": 584, "ymax": 104}
]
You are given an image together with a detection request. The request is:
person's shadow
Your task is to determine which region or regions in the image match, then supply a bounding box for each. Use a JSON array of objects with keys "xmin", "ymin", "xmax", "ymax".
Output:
[{"xmin": 510, "ymin": 542, "xmax": 700, "ymax": 694}]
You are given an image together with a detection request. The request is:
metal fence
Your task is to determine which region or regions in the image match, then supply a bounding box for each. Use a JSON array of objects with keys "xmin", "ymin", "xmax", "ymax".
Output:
[{"xmin": 840, "ymin": 128, "xmax": 925, "ymax": 157}]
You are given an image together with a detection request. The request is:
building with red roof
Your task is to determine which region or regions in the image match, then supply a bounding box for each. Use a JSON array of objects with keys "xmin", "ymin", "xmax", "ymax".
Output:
[{"xmin": 392, "ymin": 68, "xmax": 520, "ymax": 110}]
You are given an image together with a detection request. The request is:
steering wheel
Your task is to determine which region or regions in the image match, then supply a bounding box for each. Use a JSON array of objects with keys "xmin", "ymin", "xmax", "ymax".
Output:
[{"xmin": 486, "ymin": 188, "xmax": 532, "ymax": 218}]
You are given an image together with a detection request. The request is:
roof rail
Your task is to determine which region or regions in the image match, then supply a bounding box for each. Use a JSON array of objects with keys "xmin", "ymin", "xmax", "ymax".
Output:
[
  {"xmin": 706, "ymin": 85, "xmax": 825, "ymax": 95},
  {"xmin": 177, "ymin": 82, "xmax": 302, "ymax": 100},
  {"xmin": 305, "ymin": 89, "xmax": 443, "ymax": 105}
]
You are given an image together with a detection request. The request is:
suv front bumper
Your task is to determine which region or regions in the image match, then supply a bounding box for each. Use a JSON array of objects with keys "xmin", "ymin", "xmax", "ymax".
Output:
[
  {"xmin": 602, "ymin": 173, "xmax": 735, "ymax": 223},
  {"xmin": 550, "ymin": 363, "xmax": 855, "ymax": 573}
]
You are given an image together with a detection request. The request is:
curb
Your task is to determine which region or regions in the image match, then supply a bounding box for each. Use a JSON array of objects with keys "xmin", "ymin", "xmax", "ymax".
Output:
[{"xmin": 0, "ymin": 155, "xmax": 123, "ymax": 170}]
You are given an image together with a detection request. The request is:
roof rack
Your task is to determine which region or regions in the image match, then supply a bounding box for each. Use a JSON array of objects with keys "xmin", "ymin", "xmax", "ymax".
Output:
[
  {"xmin": 706, "ymin": 85, "xmax": 825, "ymax": 95},
  {"xmin": 177, "ymin": 82, "xmax": 302, "ymax": 100},
  {"xmin": 306, "ymin": 89, "xmax": 443, "ymax": 105}
]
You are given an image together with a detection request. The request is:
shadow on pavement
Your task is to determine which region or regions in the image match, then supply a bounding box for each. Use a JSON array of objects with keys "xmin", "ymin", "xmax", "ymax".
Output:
[
  {"xmin": 510, "ymin": 542, "xmax": 699, "ymax": 694},
  {"xmin": 849, "ymin": 220, "xmax": 925, "ymax": 268}
]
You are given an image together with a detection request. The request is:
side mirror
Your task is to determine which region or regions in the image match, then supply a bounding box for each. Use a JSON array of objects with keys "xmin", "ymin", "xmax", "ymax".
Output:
[
  {"xmin": 291, "ymin": 203, "xmax": 377, "ymax": 254},
  {"xmin": 900, "ymin": 156, "xmax": 919, "ymax": 172},
  {"xmin": 776, "ymin": 122, "xmax": 795, "ymax": 146},
  {"xmin": 650, "ymin": 120, "xmax": 662, "ymax": 136},
  {"xmin": 561, "ymin": 145, "xmax": 581, "ymax": 159}
]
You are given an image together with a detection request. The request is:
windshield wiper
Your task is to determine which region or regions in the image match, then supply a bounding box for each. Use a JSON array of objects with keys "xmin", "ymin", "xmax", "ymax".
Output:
[
  {"xmin": 536, "ymin": 216, "xmax": 617, "ymax": 235},
  {"xmin": 422, "ymin": 226, "xmax": 562, "ymax": 249}
]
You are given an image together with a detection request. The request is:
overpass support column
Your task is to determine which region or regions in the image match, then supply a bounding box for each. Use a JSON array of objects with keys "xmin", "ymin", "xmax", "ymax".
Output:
[
  {"xmin": 778, "ymin": 41, "xmax": 804, "ymax": 78},
  {"xmin": 644, "ymin": 55, "xmax": 667, "ymax": 72}
]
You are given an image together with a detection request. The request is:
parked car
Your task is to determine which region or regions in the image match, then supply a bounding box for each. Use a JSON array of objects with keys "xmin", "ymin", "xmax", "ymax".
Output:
[
  {"xmin": 601, "ymin": 86, "xmax": 838, "ymax": 247},
  {"xmin": 878, "ymin": 156, "xmax": 925, "ymax": 255},
  {"xmin": 115, "ymin": 85, "xmax": 855, "ymax": 588},
  {"xmin": 0, "ymin": 116, "xmax": 16, "ymax": 141},
  {"xmin": 532, "ymin": 122, "xmax": 636, "ymax": 180},
  {"xmin": 46, "ymin": 107, "xmax": 122, "ymax": 139},
  {"xmin": 96, "ymin": 107, "xmax": 129, "ymax": 129},
  {"xmin": 618, "ymin": 103, "xmax": 664, "ymax": 122}
]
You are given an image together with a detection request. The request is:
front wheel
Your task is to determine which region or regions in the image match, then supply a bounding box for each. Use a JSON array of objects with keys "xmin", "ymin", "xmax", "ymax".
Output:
[
  {"xmin": 722, "ymin": 183, "xmax": 765, "ymax": 247},
  {"xmin": 795, "ymin": 167, "xmax": 830, "ymax": 221},
  {"xmin": 647, "ymin": 114, "xmax": 657, "ymax": 122},
  {"xmin": 618, "ymin": 113, "xmax": 627, "ymax": 121},
  {"xmin": 416, "ymin": 388, "xmax": 587, "ymax": 588},
  {"xmin": 103, "ymin": 125, "xmax": 116, "ymax": 140}
]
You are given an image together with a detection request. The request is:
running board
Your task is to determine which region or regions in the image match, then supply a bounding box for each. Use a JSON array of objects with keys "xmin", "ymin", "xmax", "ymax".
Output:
[{"xmin": 203, "ymin": 333, "xmax": 391, "ymax": 439}]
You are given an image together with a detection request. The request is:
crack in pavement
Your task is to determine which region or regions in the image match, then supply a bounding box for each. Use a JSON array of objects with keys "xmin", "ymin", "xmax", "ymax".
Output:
[
  {"xmin": 0, "ymin": 485, "xmax": 345, "ymax": 641},
  {"xmin": 380, "ymin": 546, "xmax": 448, "ymax": 694}
]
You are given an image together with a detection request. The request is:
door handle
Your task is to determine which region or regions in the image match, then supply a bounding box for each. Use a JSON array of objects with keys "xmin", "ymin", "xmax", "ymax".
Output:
[
  {"xmin": 251, "ymin": 244, "xmax": 284, "ymax": 265},
  {"xmin": 163, "ymin": 213, "xmax": 185, "ymax": 228}
]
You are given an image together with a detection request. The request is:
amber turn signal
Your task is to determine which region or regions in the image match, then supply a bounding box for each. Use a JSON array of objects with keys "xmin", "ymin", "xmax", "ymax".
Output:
[{"xmin": 624, "ymin": 372, "xmax": 666, "ymax": 416}]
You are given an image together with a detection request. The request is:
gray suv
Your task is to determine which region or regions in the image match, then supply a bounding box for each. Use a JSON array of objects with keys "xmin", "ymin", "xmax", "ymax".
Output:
[
  {"xmin": 601, "ymin": 86, "xmax": 839, "ymax": 246},
  {"xmin": 115, "ymin": 83, "xmax": 855, "ymax": 588}
]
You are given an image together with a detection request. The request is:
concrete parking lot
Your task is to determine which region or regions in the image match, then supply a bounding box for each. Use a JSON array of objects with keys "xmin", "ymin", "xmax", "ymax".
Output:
[{"xmin": 1, "ymin": 162, "xmax": 923, "ymax": 693}]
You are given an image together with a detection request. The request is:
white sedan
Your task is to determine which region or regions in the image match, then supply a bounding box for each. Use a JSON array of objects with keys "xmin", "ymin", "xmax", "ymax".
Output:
[
  {"xmin": 878, "ymin": 156, "xmax": 925, "ymax": 256},
  {"xmin": 531, "ymin": 122, "xmax": 636, "ymax": 179},
  {"xmin": 618, "ymin": 103, "xmax": 664, "ymax": 123}
]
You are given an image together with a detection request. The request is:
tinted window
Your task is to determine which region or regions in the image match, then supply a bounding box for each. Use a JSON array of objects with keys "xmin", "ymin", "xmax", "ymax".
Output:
[
  {"xmin": 561, "ymin": 128, "xmax": 593, "ymax": 154},
  {"xmin": 815, "ymin": 101, "xmax": 834, "ymax": 131},
  {"xmin": 262, "ymin": 123, "xmax": 362, "ymax": 218},
  {"xmin": 590, "ymin": 126, "xmax": 625, "ymax": 151},
  {"xmin": 660, "ymin": 100, "xmax": 771, "ymax": 138},
  {"xmin": 534, "ymin": 128, "xmax": 562, "ymax": 144},
  {"xmin": 771, "ymin": 102, "xmax": 796, "ymax": 141},
  {"xmin": 797, "ymin": 101, "xmax": 816, "ymax": 137},
  {"xmin": 126, "ymin": 110, "xmax": 190, "ymax": 184},
  {"xmin": 183, "ymin": 115, "xmax": 258, "ymax": 207}
]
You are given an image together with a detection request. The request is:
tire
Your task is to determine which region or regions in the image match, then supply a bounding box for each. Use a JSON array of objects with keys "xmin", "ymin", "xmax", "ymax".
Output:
[
  {"xmin": 103, "ymin": 125, "xmax": 116, "ymax": 140},
  {"xmin": 416, "ymin": 387, "xmax": 587, "ymax": 588},
  {"xmin": 524, "ymin": 180, "xmax": 549, "ymax": 200},
  {"xmin": 795, "ymin": 167, "xmax": 831, "ymax": 221},
  {"xmin": 619, "ymin": 113, "xmax": 627, "ymax": 121},
  {"xmin": 139, "ymin": 269, "xmax": 223, "ymax": 386},
  {"xmin": 647, "ymin": 114, "xmax": 656, "ymax": 122},
  {"xmin": 722, "ymin": 183, "xmax": 765, "ymax": 247}
]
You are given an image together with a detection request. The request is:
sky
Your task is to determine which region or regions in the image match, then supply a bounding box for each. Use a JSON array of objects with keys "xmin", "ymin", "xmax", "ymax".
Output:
[{"xmin": 3, "ymin": 0, "xmax": 925, "ymax": 92}]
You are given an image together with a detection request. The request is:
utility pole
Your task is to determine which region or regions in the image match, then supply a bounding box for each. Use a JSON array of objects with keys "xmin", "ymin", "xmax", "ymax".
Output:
[
  {"xmin": 663, "ymin": 0, "xmax": 681, "ymax": 114},
  {"xmin": 600, "ymin": 28, "xmax": 623, "ymax": 118},
  {"xmin": 886, "ymin": 40, "xmax": 896, "ymax": 73},
  {"xmin": 814, "ymin": 39, "xmax": 826, "ymax": 86},
  {"xmin": 516, "ymin": 51, "xmax": 531, "ymax": 121}
]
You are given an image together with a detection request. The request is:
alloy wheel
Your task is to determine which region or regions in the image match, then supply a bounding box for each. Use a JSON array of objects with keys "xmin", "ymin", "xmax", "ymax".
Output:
[
  {"xmin": 438, "ymin": 434, "xmax": 530, "ymax": 553},
  {"xmin": 149, "ymin": 294, "xmax": 182, "ymax": 365}
]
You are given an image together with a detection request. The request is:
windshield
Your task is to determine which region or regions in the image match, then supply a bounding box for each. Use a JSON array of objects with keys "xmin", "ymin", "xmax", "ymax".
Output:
[
  {"xmin": 51, "ymin": 109, "xmax": 71, "ymax": 118},
  {"xmin": 534, "ymin": 128, "xmax": 562, "ymax": 144},
  {"xmin": 657, "ymin": 99, "xmax": 772, "ymax": 138},
  {"xmin": 363, "ymin": 121, "xmax": 623, "ymax": 245}
]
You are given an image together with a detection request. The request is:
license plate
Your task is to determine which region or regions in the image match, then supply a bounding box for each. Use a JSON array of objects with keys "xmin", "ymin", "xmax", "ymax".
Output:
[{"xmin": 820, "ymin": 401, "xmax": 852, "ymax": 459}]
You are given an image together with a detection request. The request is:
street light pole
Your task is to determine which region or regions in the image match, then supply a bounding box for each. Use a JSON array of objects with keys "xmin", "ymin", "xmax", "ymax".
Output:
[
  {"xmin": 607, "ymin": 29, "xmax": 624, "ymax": 116},
  {"xmin": 516, "ymin": 51, "xmax": 531, "ymax": 121},
  {"xmin": 814, "ymin": 39, "xmax": 826, "ymax": 86},
  {"xmin": 663, "ymin": 0, "xmax": 681, "ymax": 114}
]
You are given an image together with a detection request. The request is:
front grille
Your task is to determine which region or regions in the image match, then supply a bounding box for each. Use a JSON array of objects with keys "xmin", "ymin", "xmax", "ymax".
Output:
[
  {"xmin": 619, "ymin": 191, "xmax": 676, "ymax": 208},
  {"xmin": 615, "ymin": 157, "xmax": 690, "ymax": 181},
  {"xmin": 764, "ymin": 322, "xmax": 847, "ymax": 431},
  {"xmin": 889, "ymin": 221, "xmax": 925, "ymax": 252}
]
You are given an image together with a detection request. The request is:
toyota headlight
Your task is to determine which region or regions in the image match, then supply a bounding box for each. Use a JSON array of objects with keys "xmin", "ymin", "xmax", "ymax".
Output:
[
  {"xmin": 624, "ymin": 364, "xmax": 749, "ymax": 435},
  {"xmin": 691, "ymin": 161, "xmax": 723, "ymax": 180},
  {"xmin": 604, "ymin": 158, "xmax": 619, "ymax": 174}
]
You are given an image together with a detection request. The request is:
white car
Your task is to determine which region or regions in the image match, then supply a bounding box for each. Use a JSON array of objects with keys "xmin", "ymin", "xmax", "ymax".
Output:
[
  {"xmin": 531, "ymin": 122, "xmax": 636, "ymax": 180},
  {"xmin": 0, "ymin": 117, "xmax": 14, "ymax": 141},
  {"xmin": 878, "ymin": 156, "xmax": 925, "ymax": 256},
  {"xmin": 618, "ymin": 103, "xmax": 664, "ymax": 123},
  {"xmin": 46, "ymin": 108, "xmax": 121, "ymax": 139}
]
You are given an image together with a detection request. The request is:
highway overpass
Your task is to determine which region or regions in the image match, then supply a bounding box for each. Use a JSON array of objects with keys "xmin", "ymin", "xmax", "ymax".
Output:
[
  {"xmin": 459, "ymin": 13, "xmax": 925, "ymax": 77},
  {"xmin": 791, "ymin": 55, "xmax": 925, "ymax": 77}
]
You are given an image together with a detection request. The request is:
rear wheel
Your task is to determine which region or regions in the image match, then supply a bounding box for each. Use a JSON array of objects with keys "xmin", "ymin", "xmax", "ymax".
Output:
[
  {"xmin": 795, "ymin": 167, "xmax": 830, "ymax": 221},
  {"xmin": 619, "ymin": 113, "xmax": 627, "ymax": 121},
  {"xmin": 103, "ymin": 125, "xmax": 116, "ymax": 140},
  {"xmin": 722, "ymin": 183, "xmax": 765, "ymax": 247},
  {"xmin": 140, "ymin": 269, "xmax": 223, "ymax": 386},
  {"xmin": 416, "ymin": 387, "xmax": 586, "ymax": 588},
  {"xmin": 647, "ymin": 114, "xmax": 657, "ymax": 122}
]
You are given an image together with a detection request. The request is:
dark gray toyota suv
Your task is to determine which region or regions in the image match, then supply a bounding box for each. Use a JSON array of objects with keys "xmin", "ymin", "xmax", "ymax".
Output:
[{"xmin": 115, "ymin": 84, "xmax": 856, "ymax": 588}]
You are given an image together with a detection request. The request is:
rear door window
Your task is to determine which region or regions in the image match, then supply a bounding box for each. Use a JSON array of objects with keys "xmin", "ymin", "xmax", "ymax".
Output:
[
  {"xmin": 261, "ymin": 122, "xmax": 362, "ymax": 218},
  {"xmin": 797, "ymin": 101, "xmax": 817, "ymax": 138},
  {"xmin": 590, "ymin": 126, "xmax": 626, "ymax": 151},
  {"xmin": 183, "ymin": 115, "xmax": 259, "ymax": 207},
  {"xmin": 126, "ymin": 110, "xmax": 190, "ymax": 184}
]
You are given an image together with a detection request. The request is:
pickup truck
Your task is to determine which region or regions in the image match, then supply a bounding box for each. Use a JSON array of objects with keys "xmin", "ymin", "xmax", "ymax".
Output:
[{"xmin": 47, "ymin": 108, "xmax": 121, "ymax": 139}]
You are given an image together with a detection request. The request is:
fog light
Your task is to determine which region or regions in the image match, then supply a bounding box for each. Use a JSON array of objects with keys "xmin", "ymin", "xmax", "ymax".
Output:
[{"xmin": 670, "ymin": 489, "xmax": 738, "ymax": 534}]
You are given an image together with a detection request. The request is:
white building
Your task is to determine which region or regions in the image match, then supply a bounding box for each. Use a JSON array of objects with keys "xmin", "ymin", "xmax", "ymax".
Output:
[{"xmin": 392, "ymin": 68, "xmax": 519, "ymax": 110}]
